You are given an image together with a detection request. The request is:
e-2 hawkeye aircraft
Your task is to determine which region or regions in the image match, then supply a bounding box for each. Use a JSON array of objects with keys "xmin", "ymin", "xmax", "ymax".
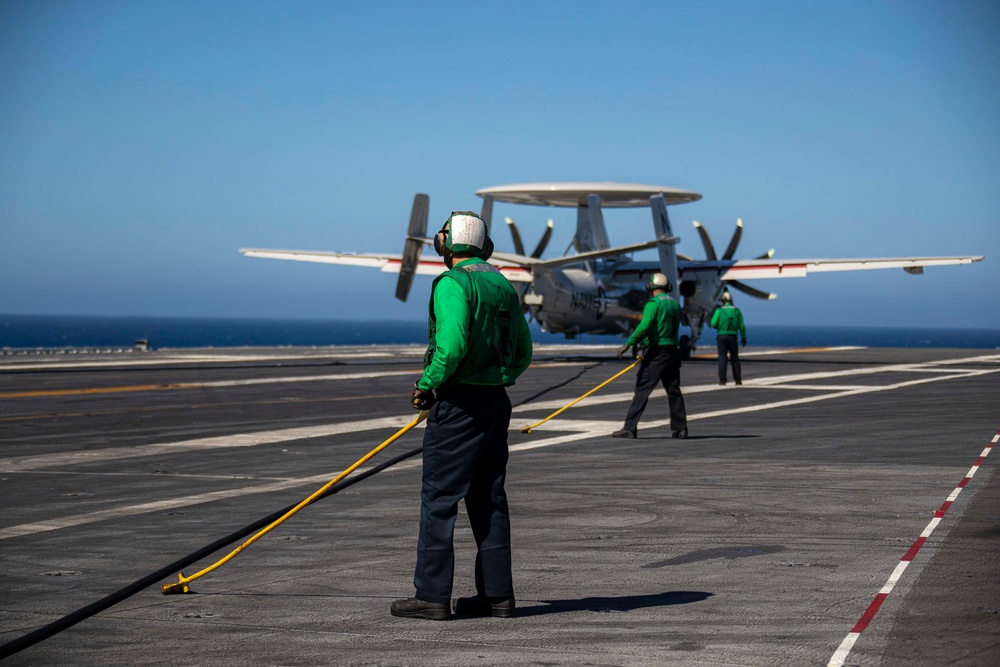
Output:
[{"xmin": 240, "ymin": 182, "xmax": 984, "ymax": 354}]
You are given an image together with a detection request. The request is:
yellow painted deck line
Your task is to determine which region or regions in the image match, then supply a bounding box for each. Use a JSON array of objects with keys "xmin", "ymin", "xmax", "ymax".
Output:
[
  {"xmin": 0, "ymin": 362, "xmax": 585, "ymax": 400},
  {"xmin": 0, "ymin": 384, "xmax": 197, "ymax": 398}
]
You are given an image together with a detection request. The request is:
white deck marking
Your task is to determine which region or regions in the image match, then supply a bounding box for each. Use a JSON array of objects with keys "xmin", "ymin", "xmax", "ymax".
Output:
[
  {"xmin": 514, "ymin": 355, "xmax": 1000, "ymax": 413},
  {"xmin": 1, "ymin": 354, "xmax": 997, "ymax": 540},
  {"xmin": 0, "ymin": 351, "xmax": 412, "ymax": 371},
  {"xmin": 0, "ymin": 416, "xmax": 423, "ymax": 472},
  {"xmin": 827, "ymin": 431, "xmax": 997, "ymax": 666}
]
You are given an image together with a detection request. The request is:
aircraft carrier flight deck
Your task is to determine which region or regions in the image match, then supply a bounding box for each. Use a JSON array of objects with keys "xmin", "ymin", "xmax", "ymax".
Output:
[{"xmin": 1, "ymin": 344, "xmax": 998, "ymax": 666}]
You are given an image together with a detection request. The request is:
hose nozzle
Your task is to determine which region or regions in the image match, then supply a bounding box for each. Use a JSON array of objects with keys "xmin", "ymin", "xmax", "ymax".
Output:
[{"xmin": 161, "ymin": 573, "xmax": 191, "ymax": 595}]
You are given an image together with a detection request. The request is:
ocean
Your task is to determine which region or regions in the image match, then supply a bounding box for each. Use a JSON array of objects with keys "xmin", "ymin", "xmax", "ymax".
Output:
[{"xmin": 1, "ymin": 314, "xmax": 998, "ymax": 352}]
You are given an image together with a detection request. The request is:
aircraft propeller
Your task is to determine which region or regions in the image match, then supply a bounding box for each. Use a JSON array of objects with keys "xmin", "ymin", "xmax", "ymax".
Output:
[
  {"xmin": 690, "ymin": 218, "xmax": 776, "ymax": 301},
  {"xmin": 395, "ymin": 193, "xmax": 429, "ymax": 302},
  {"xmin": 727, "ymin": 280, "xmax": 776, "ymax": 301},
  {"xmin": 504, "ymin": 216, "xmax": 554, "ymax": 258}
]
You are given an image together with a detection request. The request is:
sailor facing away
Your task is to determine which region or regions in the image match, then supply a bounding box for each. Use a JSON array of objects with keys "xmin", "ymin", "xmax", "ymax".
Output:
[
  {"xmin": 710, "ymin": 291, "xmax": 747, "ymax": 386},
  {"xmin": 391, "ymin": 211, "xmax": 533, "ymax": 621}
]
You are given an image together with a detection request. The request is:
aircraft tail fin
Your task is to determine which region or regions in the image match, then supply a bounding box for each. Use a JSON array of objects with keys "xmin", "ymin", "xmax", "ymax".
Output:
[
  {"xmin": 395, "ymin": 193, "xmax": 429, "ymax": 302},
  {"xmin": 573, "ymin": 194, "xmax": 611, "ymax": 253},
  {"xmin": 649, "ymin": 194, "xmax": 680, "ymax": 297}
]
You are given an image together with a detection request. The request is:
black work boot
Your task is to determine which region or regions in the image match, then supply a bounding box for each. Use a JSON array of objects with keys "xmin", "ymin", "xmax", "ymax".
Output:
[
  {"xmin": 390, "ymin": 597, "xmax": 451, "ymax": 620},
  {"xmin": 453, "ymin": 595, "xmax": 516, "ymax": 618},
  {"xmin": 611, "ymin": 429, "xmax": 636, "ymax": 439},
  {"xmin": 672, "ymin": 429, "xmax": 688, "ymax": 439}
]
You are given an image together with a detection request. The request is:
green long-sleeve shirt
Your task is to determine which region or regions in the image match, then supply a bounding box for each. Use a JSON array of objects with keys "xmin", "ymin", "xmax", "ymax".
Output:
[
  {"xmin": 418, "ymin": 258, "xmax": 533, "ymax": 390},
  {"xmin": 710, "ymin": 304, "xmax": 746, "ymax": 337},
  {"xmin": 626, "ymin": 293, "xmax": 681, "ymax": 349}
]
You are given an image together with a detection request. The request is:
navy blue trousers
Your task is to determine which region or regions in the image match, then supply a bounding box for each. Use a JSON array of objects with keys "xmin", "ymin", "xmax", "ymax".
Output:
[
  {"xmin": 623, "ymin": 346, "xmax": 687, "ymax": 433},
  {"xmin": 716, "ymin": 334, "xmax": 742, "ymax": 383},
  {"xmin": 414, "ymin": 385, "xmax": 513, "ymax": 604}
]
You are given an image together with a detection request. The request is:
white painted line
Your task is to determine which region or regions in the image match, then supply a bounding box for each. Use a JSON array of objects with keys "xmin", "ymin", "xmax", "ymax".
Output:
[
  {"xmin": 929, "ymin": 354, "xmax": 1000, "ymax": 365},
  {"xmin": 3, "ymin": 358, "xmax": 997, "ymax": 542},
  {"xmin": 827, "ymin": 431, "xmax": 997, "ymax": 666},
  {"xmin": 879, "ymin": 560, "xmax": 910, "ymax": 594},
  {"xmin": 920, "ymin": 517, "xmax": 942, "ymax": 538},
  {"xmin": 0, "ymin": 471, "xmax": 378, "ymax": 539},
  {"xmin": 191, "ymin": 369, "xmax": 421, "ymax": 388},
  {"xmin": 738, "ymin": 384, "xmax": 874, "ymax": 391},
  {"xmin": 829, "ymin": 634, "xmax": 860, "ymax": 667},
  {"xmin": 0, "ymin": 416, "xmax": 424, "ymax": 472},
  {"xmin": 0, "ymin": 352, "xmax": 409, "ymax": 371},
  {"xmin": 514, "ymin": 355, "xmax": 1000, "ymax": 413}
]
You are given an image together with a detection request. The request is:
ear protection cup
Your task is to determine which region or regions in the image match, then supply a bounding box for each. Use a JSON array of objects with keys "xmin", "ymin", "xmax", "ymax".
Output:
[
  {"xmin": 646, "ymin": 273, "xmax": 672, "ymax": 293},
  {"xmin": 646, "ymin": 280, "xmax": 672, "ymax": 293},
  {"xmin": 479, "ymin": 236, "xmax": 494, "ymax": 260},
  {"xmin": 433, "ymin": 228, "xmax": 446, "ymax": 256}
]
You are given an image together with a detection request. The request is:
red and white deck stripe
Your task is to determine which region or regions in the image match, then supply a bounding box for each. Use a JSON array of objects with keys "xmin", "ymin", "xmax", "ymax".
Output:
[{"xmin": 828, "ymin": 430, "xmax": 999, "ymax": 666}]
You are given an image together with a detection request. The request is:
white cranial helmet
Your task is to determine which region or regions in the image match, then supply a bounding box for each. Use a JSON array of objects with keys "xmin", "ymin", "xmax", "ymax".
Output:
[
  {"xmin": 444, "ymin": 212, "xmax": 488, "ymax": 255},
  {"xmin": 647, "ymin": 273, "xmax": 672, "ymax": 291}
]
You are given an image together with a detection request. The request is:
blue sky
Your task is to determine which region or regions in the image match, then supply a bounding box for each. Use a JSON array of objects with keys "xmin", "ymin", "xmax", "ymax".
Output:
[{"xmin": 1, "ymin": 0, "xmax": 997, "ymax": 330}]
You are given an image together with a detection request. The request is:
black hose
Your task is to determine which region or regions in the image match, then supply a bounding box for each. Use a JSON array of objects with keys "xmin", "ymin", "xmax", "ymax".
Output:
[
  {"xmin": 0, "ymin": 446, "xmax": 422, "ymax": 661},
  {"xmin": 2, "ymin": 364, "xmax": 593, "ymax": 659},
  {"xmin": 514, "ymin": 362, "xmax": 600, "ymax": 406}
]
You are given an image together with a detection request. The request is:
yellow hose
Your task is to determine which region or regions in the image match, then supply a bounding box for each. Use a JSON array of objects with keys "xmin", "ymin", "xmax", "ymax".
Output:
[
  {"xmin": 521, "ymin": 359, "xmax": 639, "ymax": 433},
  {"xmin": 162, "ymin": 409, "xmax": 429, "ymax": 594}
]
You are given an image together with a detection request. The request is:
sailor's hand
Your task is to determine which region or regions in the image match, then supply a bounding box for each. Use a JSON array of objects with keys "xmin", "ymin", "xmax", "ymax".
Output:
[
  {"xmin": 741, "ymin": 338, "xmax": 747, "ymax": 347},
  {"xmin": 617, "ymin": 343, "xmax": 631, "ymax": 360},
  {"xmin": 410, "ymin": 383, "xmax": 436, "ymax": 410}
]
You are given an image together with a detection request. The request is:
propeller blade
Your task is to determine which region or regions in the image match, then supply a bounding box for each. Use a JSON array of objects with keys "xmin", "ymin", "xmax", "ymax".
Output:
[
  {"xmin": 727, "ymin": 280, "xmax": 776, "ymax": 301},
  {"xmin": 692, "ymin": 220, "xmax": 717, "ymax": 260},
  {"xmin": 755, "ymin": 248, "xmax": 775, "ymax": 260},
  {"xmin": 504, "ymin": 216, "xmax": 526, "ymax": 256},
  {"xmin": 721, "ymin": 218, "xmax": 743, "ymax": 260},
  {"xmin": 396, "ymin": 193, "xmax": 429, "ymax": 302},
  {"xmin": 531, "ymin": 219, "xmax": 554, "ymax": 258}
]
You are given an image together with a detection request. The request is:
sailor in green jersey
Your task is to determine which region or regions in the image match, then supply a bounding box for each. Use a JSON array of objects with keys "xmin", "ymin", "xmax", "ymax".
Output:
[
  {"xmin": 612, "ymin": 273, "xmax": 688, "ymax": 440},
  {"xmin": 391, "ymin": 211, "xmax": 533, "ymax": 622},
  {"xmin": 709, "ymin": 291, "xmax": 747, "ymax": 385}
]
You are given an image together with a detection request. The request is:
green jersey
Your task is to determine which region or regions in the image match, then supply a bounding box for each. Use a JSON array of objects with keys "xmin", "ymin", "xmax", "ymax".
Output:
[
  {"xmin": 419, "ymin": 258, "xmax": 533, "ymax": 391},
  {"xmin": 710, "ymin": 304, "xmax": 746, "ymax": 337},
  {"xmin": 626, "ymin": 293, "xmax": 681, "ymax": 349}
]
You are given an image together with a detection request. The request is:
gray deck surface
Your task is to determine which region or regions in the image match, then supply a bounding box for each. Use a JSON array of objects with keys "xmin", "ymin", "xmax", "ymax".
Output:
[{"xmin": 1, "ymin": 344, "xmax": 998, "ymax": 666}]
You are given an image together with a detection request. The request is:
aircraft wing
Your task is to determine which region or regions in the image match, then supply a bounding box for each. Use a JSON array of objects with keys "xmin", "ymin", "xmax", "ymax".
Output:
[
  {"xmin": 681, "ymin": 255, "xmax": 985, "ymax": 280},
  {"xmin": 530, "ymin": 239, "xmax": 677, "ymax": 271},
  {"xmin": 239, "ymin": 248, "xmax": 534, "ymax": 282}
]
